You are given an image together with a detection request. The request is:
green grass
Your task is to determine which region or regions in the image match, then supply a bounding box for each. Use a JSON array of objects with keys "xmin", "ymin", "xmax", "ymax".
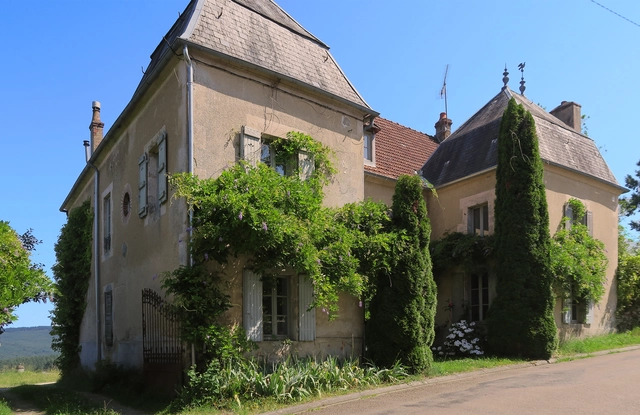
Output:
[
  {"xmin": 428, "ymin": 356, "xmax": 525, "ymax": 377},
  {"xmin": 558, "ymin": 327, "xmax": 640, "ymax": 356},
  {"xmin": 0, "ymin": 398, "xmax": 11, "ymax": 415},
  {"xmin": 10, "ymin": 383, "xmax": 119, "ymax": 415},
  {"xmin": 0, "ymin": 369, "xmax": 59, "ymax": 387}
]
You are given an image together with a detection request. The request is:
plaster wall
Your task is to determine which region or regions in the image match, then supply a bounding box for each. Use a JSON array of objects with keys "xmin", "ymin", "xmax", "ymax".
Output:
[
  {"xmin": 66, "ymin": 59, "xmax": 190, "ymax": 368},
  {"xmin": 364, "ymin": 174, "xmax": 395, "ymax": 206}
]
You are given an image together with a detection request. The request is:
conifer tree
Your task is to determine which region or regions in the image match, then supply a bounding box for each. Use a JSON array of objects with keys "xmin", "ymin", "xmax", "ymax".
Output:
[
  {"xmin": 487, "ymin": 98, "xmax": 557, "ymax": 359},
  {"xmin": 367, "ymin": 175, "xmax": 437, "ymax": 373}
]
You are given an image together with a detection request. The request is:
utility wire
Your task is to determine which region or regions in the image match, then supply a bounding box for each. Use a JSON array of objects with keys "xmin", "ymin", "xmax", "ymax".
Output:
[{"xmin": 590, "ymin": 0, "xmax": 640, "ymax": 29}]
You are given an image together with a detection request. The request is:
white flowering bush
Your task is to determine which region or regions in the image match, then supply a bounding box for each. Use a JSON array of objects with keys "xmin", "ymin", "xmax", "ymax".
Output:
[{"xmin": 435, "ymin": 320, "xmax": 484, "ymax": 357}]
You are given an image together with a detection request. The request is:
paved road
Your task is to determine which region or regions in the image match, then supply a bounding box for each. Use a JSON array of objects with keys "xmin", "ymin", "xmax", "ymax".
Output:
[{"xmin": 285, "ymin": 349, "xmax": 640, "ymax": 415}]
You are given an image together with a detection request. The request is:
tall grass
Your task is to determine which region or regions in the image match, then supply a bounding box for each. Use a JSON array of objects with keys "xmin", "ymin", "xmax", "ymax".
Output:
[
  {"xmin": 0, "ymin": 399, "xmax": 11, "ymax": 415},
  {"xmin": 558, "ymin": 327, "xmax": 640, "ymax": 355},
  {"xmin": 175, "ymin": 356, "xmax": 407, "ymax": 411},
  {"xmin": 10, "ymin": 384, "xmax": 119, "ymax": 415}
]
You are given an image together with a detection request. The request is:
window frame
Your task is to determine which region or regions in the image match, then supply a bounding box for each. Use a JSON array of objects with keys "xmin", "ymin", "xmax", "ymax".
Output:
[
  {"xmin": 262, "ymin": 276, "xmax": 290, "ymax": 339},
  {"xmin": 468, "ymin": 204, "xmax": 489, "ymax": 236},
  {"xmin": 469, "ymin": 273, "xmax": 490, "ymax": 322},
  {"xmin": 363, "ymin": 132, "xmax": 375, "ymax": 165}
]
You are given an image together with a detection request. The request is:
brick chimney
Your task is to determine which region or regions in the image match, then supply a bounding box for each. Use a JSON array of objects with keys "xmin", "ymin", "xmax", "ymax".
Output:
[
  {"xmin": 549, "ymin": 101, "xmax": 582, "ymax": 132},
  {"xmin": 89, "ymin": 101, "xmax": 104, "ymax": 151},
  {"xmin": 434, "ymin": 112, "xmax": 452, "ymax": 143}
]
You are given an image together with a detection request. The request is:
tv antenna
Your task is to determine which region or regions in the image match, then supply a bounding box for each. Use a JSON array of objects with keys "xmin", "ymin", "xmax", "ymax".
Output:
[{"xmin": 440, "ymin": 64, "xmax": 449, "ymax": 116}]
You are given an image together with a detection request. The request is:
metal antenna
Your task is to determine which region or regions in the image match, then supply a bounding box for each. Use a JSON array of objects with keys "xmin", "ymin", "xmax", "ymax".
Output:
[
  {"xmin": 440, "ymin": 64, "xmax": 449, "ymax": 116},
  {"xmin": 518, "ymin": 62, "xmax": 526, "ymax": 95}
]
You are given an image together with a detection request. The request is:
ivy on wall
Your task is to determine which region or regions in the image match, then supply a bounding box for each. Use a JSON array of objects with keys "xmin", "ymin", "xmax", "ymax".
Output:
[
  {"xmin": 550, "ymin": 198, "xmax": 607, "ymax": 303},
  {"xmin": 51, "ymin": 200, "xmax": 93, "ymax": 375}
]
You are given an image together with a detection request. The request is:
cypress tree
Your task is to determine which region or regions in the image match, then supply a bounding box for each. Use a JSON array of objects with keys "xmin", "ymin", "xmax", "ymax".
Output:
[
  {"xmin": 367, "ymin": 175, "xmax": 437, "ymax": 373},
  {"xmin": 486, "ymin": 98, "xmax": 558, "ymax": 359}
]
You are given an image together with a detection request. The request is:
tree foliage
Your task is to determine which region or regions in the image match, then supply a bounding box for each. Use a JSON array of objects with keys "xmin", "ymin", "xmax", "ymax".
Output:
[
  {"xmin": 620, "ymin": 160, "xmax": 640, "ymax": 231},
  {"xmin": 50, "ymin": 201, "xmax": 93, "ymax": 374},
  {"xmin": 486, "ymin": 98, "xmax": 558, "ymax": 359},
  {"xmin": 367, "ymin": 175, "xmax": 437, "ymax": 373},
  {"xmin": 617, "ymin": 226, "xmax": 640, "ymax": 330},
  {"xmin": 550, "ymin": 198, "xmax": 607, "ymax": 303},
  {"xmin": 0, "ymin": 221, "xmax": 53, "ymax": 334}
]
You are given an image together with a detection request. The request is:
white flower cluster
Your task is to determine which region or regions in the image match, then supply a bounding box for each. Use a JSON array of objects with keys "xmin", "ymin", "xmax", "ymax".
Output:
[{"xmin": 437, "ymin": 320, "xmax": 484, "ymax": 356}]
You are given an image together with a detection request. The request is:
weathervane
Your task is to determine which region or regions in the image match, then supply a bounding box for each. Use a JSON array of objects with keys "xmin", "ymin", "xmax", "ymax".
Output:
[
  {"xmin": 518, "ymin": 62, "xmax": 526, "ymax": 95},
  {"xmin": 502, "ymin": 65, "xmax": 509, "ymax": 90}
]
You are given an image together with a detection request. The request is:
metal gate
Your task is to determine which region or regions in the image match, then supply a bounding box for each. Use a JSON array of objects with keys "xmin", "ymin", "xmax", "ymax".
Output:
[{"xmin": 142, "ymin": 288, "xmax": 184, "ymax": 393}]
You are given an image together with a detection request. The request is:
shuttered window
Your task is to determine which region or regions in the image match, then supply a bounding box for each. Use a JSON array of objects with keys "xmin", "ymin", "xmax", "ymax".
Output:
[
  {"xmin": 298, "ymin": 151, "xmax": 314, "ymax": 181},
  {"xmin": 241, "ymin": 126, "xmax": 261, "ymax": 166},
  {"xmin": 138, "ymin": 154, "xmax": 148, "ymax": 217},
  {"xmin": 104, "ymin": 287, "xmax": 113, "ymax": 347},
  {"xmin": 157, "ymin": 133, "xmax": 167, "ymax": 204},
  {"xmin": 243, "ymin": 269, "xmax": 263, "ymax": 341},
  {"xmin": 298, "ymin": 275, "xmax": 316, "ymax": 341}
]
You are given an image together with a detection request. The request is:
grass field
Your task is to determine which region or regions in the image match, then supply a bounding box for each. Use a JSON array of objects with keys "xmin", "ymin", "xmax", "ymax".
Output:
[{"xmin": 0, "ymin": 369, "xmax": 59, "ymax": 388}]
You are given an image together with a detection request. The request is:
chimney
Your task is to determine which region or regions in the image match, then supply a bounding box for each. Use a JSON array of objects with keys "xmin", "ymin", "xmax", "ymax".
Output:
[
  {"xmin": 89, "ymin": 101, "xmax": 104, "ymax": 151},
  {"xmin": 434, "ymin": 112, "xmax": 452, "ymax": 143},
  {"xmin": 549, "ymin": 101, "xmax": 582, "ymax": 132}
]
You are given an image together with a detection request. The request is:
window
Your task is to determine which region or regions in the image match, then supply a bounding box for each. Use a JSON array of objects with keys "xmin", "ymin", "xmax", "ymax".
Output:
[
  {"xmin": 240, "ymin": 126, "xmax": 314, "ymax": 180},
  {"xmin": 470, "ymin": 273, "xmax": 489, "ymax": 321},
  {"xmin": 262, "ymin": 277, "xmax": 289, "ymax": 337},
  {"xmin": 364, "ymin": 132, "xmax": 374, "ymax": 163},
  {"xmin": 468, "ymin": 204, "xmax": 489, "ymax": 236},
  {"xmin": 562, "ymin": 283, "xmax": 594, "ymax": 325},
  {"xmin": 104, "ymin": 286, "xmax": 113, "ymax": 347},
  {"xmin": 139, "ymin": 130, "xmax": 168, "ymax": 218},
  {"xmin": 243, "ymin": 269, "xmax": 315, "ymax": 342},
  {"xmin": 564, "ymin": 203, "xmax": 593, "ymax": 236},
  {"xmin": 103, "ymin": 193, "xmax": 112, "ymax": 254}
]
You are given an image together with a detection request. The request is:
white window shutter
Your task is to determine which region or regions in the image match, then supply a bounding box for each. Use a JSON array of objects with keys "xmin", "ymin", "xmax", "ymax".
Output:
[
  {"xmin": 586, "ymin": 211, "xmax": 593, "ymax": 237},
  {"xmin": 298, "ymin": 275, "xmax": 316, "ymax": 341},
  {"xmin": 562, "ymin": 297, "xmax": 571, "ymax": 324},
  {"xmin": 243, "ymin": 269, "xmax": 263, "ymax": 341},
  {"xmin": 138, "ymin": 154, "xmax": 148, "ymax": 217},
  {"xmin": 298, "ymin": 151, "xmax": 314, "ymax": 181},
  {"xmin": 585, "ymin": 300, "xmax": 594, "ymax": 325},
  {"xmin": 158, "ymin": 133, "xmax": 168, "ymax": 204},
  {"xmin": 241, "ymin": 126, "xmax": 261, "ymax": 166}
]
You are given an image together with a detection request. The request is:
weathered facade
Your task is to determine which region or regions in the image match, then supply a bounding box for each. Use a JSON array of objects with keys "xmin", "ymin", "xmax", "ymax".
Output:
[{"xmin": 60, "ymin": 0, "xmax": 376, "ymax": 370}]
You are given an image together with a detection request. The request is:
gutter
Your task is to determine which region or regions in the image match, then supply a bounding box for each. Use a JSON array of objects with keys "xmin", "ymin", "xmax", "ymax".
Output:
[{"xmin": 83, "ymin": 140, "xmax": 101, "ymax": 364}]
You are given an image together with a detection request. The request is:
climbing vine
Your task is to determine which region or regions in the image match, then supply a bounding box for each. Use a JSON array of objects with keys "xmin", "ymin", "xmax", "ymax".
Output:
[
  {"xmin": 51, "ymin": 200, "xmax": 93, "ymax": 375},
  {"xmin": 430, "ymin": 232, "xmax": 494, "ymax": 275},
  {"xmin": 550, "ymin": 198, "xmax": 607, "ymax": 303},
  {"xmin": 164, "ymin": 132, "xmax": 403, "ymax": 368}
]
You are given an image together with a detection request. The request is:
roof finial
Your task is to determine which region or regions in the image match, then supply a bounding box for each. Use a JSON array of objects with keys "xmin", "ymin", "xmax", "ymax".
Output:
[
  {"xmin": 518, "ymin": 62, "xmax": 526, "ymax": 95},
  {"xmin": 502, "ymin": 65, "xmax": 509, "ymax": 90}
]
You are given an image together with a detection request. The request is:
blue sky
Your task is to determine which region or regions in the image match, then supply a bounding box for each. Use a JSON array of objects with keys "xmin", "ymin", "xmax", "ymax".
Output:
[{"xmin": 1, "ymin": 0, "xmax": 638, "ymax": 328}]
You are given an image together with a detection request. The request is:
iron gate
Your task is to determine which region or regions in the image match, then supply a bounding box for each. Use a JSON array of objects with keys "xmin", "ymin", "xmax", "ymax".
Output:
[{"xmin": 142, "ymin": 288, "xmax": 183, "ymax": 364}]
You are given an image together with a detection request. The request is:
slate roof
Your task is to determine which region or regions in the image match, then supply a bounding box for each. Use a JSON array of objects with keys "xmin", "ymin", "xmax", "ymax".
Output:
[
  {"xmin": 138, "ymin": 0, "xmax": 371, "ymax": 111},
  {"xmin": 365, "ymin": 117, "xmax": 439, "ymax": 180},
  {"xmin": 421, "ymin": 88, "xmax": 623, "ymax": 190}
]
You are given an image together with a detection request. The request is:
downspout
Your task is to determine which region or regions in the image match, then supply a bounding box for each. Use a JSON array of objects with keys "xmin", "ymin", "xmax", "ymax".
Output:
[
  {"xmin": 183, "ymin": 44, "xmax": 196, "ymax": 367},
  {"xmin": 83, "ymin": 140, "xmax": 101, "ymax": 364}
]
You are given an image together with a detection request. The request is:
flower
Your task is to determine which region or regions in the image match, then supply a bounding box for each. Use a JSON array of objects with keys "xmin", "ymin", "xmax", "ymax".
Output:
[
  {"xmin": 359, "ymin": 301, "xmax": 363, "ymax": 308},
  {"xmin": 262, "ymin": 222, "xmax": 268, "ymax": 231},
  {"xmin": 238, "ymin": 211, "xmax": 243, "ymax": 220},
  {"xmin": 204, "ymin": 253, "xmax": 209, "ymax": 261}
]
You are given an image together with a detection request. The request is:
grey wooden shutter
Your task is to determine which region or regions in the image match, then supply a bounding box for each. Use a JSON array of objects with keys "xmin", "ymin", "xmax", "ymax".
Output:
[
  {"xmin": 158, "ymin": 133, "xmax": 167, "ymax": 204},
  {"xmin": 298, "ymin": 275, "xmax": 316, "ymax": 341},
  {"xmin": 467, "ymin": 208, "xmax": 473, "ymax": 234},
  {"xmin": 562, "ymin": 297, "xmax": 572, "ymax": 324},
  {"xmin": 138, "ymin": 154, "xmax": 148, "ymax": 217},
  {"xmin": 241, "ymin": 126, "xmax": 261, "ymax": 166},
  {"xmin": 564, "ymin": 204, "xmax": 573, "ymax": 230},
  {"xmin": 104, "ymin": 287, "xmax": 113, "ymax": 347},
  {"xmin": 243, "ymin": 269, "xmax": 263, "ymax": 341},
  {"xmin": 585, "ymin": 300, "xmax": 594, "ymax": 324},
  {"xmin": 298, "ymin": 151, "xmax": 314, "ymax": 181},
  {"xmin": 586, "ymin": 211, "xmax": 593, "ymax": 237}
]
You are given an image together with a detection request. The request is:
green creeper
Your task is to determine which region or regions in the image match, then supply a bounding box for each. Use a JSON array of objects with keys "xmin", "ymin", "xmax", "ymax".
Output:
[
  {"xmin": 487, "ymin": 98, "xmax": 558, "ymax": 359},
  {"xmin": 51, "ymin": 201, "xmax": 93, "ymax": 374},
  {"xmin": 367, "ymin": 175, "xmax": 437, "ymax": 373}
]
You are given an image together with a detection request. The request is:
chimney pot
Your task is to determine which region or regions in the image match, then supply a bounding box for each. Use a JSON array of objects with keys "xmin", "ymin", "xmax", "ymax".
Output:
[
  {"xmin": 89, "ymin": 101, "xmax": 105, "ymax": 151},
  {"xmin": 434, "ymin": 113, "xmax": 452, "ymax": 143}
]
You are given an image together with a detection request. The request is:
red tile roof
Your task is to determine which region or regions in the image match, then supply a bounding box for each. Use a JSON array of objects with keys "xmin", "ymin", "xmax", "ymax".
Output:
[{"xmin": 364, "ymin": 117, "xmax": 439, "ymax": 180}]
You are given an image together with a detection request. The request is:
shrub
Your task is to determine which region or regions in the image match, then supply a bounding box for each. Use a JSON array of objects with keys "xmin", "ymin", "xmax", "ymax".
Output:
[{"xmin": 438, "ymin": 320, "xmax": 484, "ymax": 357}]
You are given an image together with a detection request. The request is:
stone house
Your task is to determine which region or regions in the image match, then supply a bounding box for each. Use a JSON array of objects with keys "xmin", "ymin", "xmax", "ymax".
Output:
[
  {"xmin": 419, "ymin": 86, "xmax": 626, "ymax": 339},
  {"xmin": 60, "ymin": 0, "xmax": 377, "ymax": 371}
]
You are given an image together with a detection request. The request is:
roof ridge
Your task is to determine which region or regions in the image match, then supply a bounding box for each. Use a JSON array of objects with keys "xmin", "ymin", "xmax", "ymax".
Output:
[{"xmin": 378, "ymin": 117, "xmax": 435, "ymax": 139}]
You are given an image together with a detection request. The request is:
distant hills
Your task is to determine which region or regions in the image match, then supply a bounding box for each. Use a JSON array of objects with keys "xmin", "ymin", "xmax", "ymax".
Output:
[{"xmin": 0, "ymin": 326, "xmax": 57, "ymax": 360}]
